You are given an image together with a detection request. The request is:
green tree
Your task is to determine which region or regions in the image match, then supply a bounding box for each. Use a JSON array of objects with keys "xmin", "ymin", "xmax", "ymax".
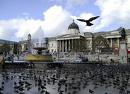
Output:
[
  {"xmin": 13, "ymin": 43, "xmax": 19, "ymax": 54},
  {"xmin": 0, "ymin": 46, "xmax": 3, "ymax": 54},
  {"xmin": 17, "ymin": 44, "xmax": 22, "ymax": 54},
  {"xmin": 0, "ymin": 43, "xmax": 11, "ymax": 56}
]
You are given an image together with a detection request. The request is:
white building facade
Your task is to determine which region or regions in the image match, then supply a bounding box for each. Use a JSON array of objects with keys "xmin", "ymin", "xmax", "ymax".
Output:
[
  {"xmin": 47, "ymin": 20, "xmax": 87, "ymax": 54},
  {"xmin": 46, "ymin": 21, "xmax": 130, "ymax": 56}
]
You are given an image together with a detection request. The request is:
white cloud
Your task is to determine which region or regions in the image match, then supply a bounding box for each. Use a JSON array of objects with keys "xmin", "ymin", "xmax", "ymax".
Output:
[
  {"xmin": 42, "ymin": 5, "xmax": 72, "ymax": 36},
  {"xmin": 15, "ymin": 19, "xmax": 42, "ymax": 38},
  {"xmin": 0, "ymin": 26, "xmax": 16, "ymax": 40},
  {"xmin": 95, "ymin": 0, "xmax": 130, "ymax": 30},
  {"xmin": 0, "ymin": 5, "xmax": 98, "ymax": 41},
  {"xmin": 0, "ymin": 18, "xmax": 42, "ymax": 41},
  {"xmin": 0, "ymin": 5, "xmax": 73, "ymax": 41}
]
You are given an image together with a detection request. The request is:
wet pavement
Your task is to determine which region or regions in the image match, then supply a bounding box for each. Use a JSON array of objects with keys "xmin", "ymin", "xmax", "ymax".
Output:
[{"xmin": 0, "ymin": 63, "xmax": 130, "ymax": 94}]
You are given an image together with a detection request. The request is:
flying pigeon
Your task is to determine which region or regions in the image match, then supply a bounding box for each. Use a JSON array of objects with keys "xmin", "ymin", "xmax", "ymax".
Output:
[{"xmin": 77, "ymin": 16, "xmax": 99, "ymax": 26}]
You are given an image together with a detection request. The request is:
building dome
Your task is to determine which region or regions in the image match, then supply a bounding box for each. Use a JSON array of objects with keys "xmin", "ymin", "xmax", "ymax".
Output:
[{"xmin": 68, "ymin": 20, "xmax": 79, "ymax": 30}]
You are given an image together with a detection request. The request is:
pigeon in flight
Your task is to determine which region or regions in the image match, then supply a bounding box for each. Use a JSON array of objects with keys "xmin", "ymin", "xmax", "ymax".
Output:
[{"xmin": 77, "ymin": 16, "xmax": 99, "ymax": 26}]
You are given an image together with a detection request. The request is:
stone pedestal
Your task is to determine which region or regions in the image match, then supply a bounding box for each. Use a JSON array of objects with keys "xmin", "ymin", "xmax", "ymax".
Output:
[{"xmin": 119, "ymin": 40, "xmax": 128, "ymax": 63}]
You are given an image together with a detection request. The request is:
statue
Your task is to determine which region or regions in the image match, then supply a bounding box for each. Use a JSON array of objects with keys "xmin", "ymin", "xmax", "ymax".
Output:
[
  {"xmin": 119, "ymin": 27, "xmax": 127, "ymax": 63},
  {"xmin": 27, "ymin": 34, "xmax": 32, "ymax": 53},
  {"xmin": 119, "ymin": 28, "xmax": 126, "ymax": 40}
]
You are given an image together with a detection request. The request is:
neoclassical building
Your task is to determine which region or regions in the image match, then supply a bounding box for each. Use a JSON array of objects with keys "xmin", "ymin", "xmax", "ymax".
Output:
[
  {"xmin": 47, "ymin": 21, "xmax": 130, "ymax": 54},
  {"xmin": 47, "ymin": 20, "xmax": 87, "ymax": 53}
]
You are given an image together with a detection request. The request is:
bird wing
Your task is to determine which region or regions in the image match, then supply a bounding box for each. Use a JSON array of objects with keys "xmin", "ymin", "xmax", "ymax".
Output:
[
  {"xmin": 88, "ymin": 16, "xmax": 99, "ymax": 21},
  {"xmin": 77, "ymin": 19, "xmax": 86, "ymax": 22}
]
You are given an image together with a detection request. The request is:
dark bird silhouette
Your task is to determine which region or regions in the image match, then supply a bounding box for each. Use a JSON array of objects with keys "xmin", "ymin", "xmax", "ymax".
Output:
[
  {"xmin": 89, "ymin": 89, "xmax": 94, "ymax": 94},
  {"xmin": 77, "ymin": 16, "xmax": 99, "ymax": 26}
]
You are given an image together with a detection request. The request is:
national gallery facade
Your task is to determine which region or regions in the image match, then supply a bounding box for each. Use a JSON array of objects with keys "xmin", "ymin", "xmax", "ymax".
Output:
[{"xmin": 47, "ymin": 21, "xmax": 130, "ymax": 54}]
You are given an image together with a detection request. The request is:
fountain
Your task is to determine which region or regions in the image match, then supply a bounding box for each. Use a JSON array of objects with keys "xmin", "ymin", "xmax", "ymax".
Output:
[
  {"xmin": 25, "ymin": 47, "xmax": 53, "ymax": 62},
  {"xmin": 25, "ymin": 27, "xmax": 53, "ymax": 62}
]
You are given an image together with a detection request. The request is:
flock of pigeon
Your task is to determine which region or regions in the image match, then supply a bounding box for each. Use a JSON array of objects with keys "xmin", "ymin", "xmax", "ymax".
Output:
[{"xmin": 0, "ymin": 63, "xmax": 130, "ymax": 94}]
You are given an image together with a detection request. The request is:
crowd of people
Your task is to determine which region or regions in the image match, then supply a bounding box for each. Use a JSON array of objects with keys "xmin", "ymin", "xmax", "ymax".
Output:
[{"xmin": 0, "ymin": 63, "xmax": 130, "ymax": 94}]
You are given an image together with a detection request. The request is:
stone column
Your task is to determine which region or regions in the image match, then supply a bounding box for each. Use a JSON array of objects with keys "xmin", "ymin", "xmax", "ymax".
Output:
[
  {"xmin": 60, "ymin": 40, "xmax": 61, "ymax": 52},
  {"xmin": 62, "ymin": 40, "xmax": 64, "ymax": 52},
  {"xmin": 75, "ymin": 39, "xmax": 77, "ymax": 51},
  {"xmin": 57, "ymin": 40, "xmax": 59, "ymax": 52},
  {"xmin": 66, "ymin": 40, "xmax": 68, "ymax": 52},
  {"xmin": 61, "ymin": 40, "xmax": 63, "ymax": 52},
  {"xmin": 69, "ymin": 40, "xmax": 70, "ymax": 51},
  {"xmin": 60, "ymin": 40, "xmax": 62, "ymax": 52},
  {"xmin": 76, "ymin": 39, "xmax": 78, "ymax": 51},
  {"xmin": 73, "ymin": 39, "xmax": 75, "ymax": 51},
  {"xmin": 71, "ymin": 39, "xmax": 74, "ymax": 51},
  {"xmin": 64, "ymin": 40, "xmax": 65, "ymax": 52},
  {"xmin": 79, "ymin": 39, "xmax": 80, "ymax": 52},
  {"xmin": 57, "ymin": 40, "xmax": 60, "ymax": 59},
  {"xmin": 65, "ymin": 40, "xmax": 67, "ymax": 52},
  {"xmin": 111, "ymin": 38, "xmax": 113, "ymax": 48},
  {"xmin": 75, "ymin": 39, "xmax": 77, "ymax": 52},
  {"xmin": 59, "ymin": 40, "xmax": 61, "ymax": 52},
  {"xmin": 70, "ymin": 39, "xmax": 72, "ymax": 51},
  {"xmin": 64, "ymin": 40, "xmax": 66, "ymax": 52}
]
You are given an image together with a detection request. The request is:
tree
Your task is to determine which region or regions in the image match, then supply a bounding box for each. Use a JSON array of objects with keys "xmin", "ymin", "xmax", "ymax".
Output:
[
  {"xmin": 17, "ymin": 44, "xmax": 22, "ymax": 54},
  {"xmin": 0, "ymin": 43, "xmax": 11, "ymax": 56},
  {"xmin": 93, "ymin": 36, "xmax": 110, "ymax": 53},
  {"xmin": 0, "ymin": 46, "xmax": 3, "ymax": 54},
  {"xmin": 13, "ymin": 43, "xmax": 19, "ymax": 54}
]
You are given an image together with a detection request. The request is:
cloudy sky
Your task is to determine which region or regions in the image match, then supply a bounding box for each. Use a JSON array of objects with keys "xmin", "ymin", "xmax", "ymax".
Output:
[{"xmin": 0, "ymin": 0, "xmax": 130, "ymax": 41}]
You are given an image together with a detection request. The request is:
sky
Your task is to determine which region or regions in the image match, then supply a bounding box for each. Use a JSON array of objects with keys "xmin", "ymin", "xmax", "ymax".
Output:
[{"xmin": 0, "ymin": 0, "xmax": 130, "ymax": 41}]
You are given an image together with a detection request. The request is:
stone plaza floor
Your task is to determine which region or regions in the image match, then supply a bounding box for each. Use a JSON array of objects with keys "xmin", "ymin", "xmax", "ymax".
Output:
[{"xmin": 0, "ymin": 63, "xmax": 130, "ymax": 94}]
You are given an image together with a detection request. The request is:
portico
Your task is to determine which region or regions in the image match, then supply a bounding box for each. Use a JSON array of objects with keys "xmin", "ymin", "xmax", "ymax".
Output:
[{"xmin": 57, "ymin": 35, "xmax": 86, "ymax": 52}]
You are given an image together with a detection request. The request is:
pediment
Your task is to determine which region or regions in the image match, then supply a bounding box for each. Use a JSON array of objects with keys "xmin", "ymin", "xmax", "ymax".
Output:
[{"xmin": 56, "ymin": 34, "xmax": 84, "ymax": 40}]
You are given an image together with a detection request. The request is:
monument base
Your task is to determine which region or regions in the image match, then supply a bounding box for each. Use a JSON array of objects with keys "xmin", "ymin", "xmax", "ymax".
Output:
[{"xmin": 119, "ymin": 40, "xmax": 127, "ymax": 63}]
